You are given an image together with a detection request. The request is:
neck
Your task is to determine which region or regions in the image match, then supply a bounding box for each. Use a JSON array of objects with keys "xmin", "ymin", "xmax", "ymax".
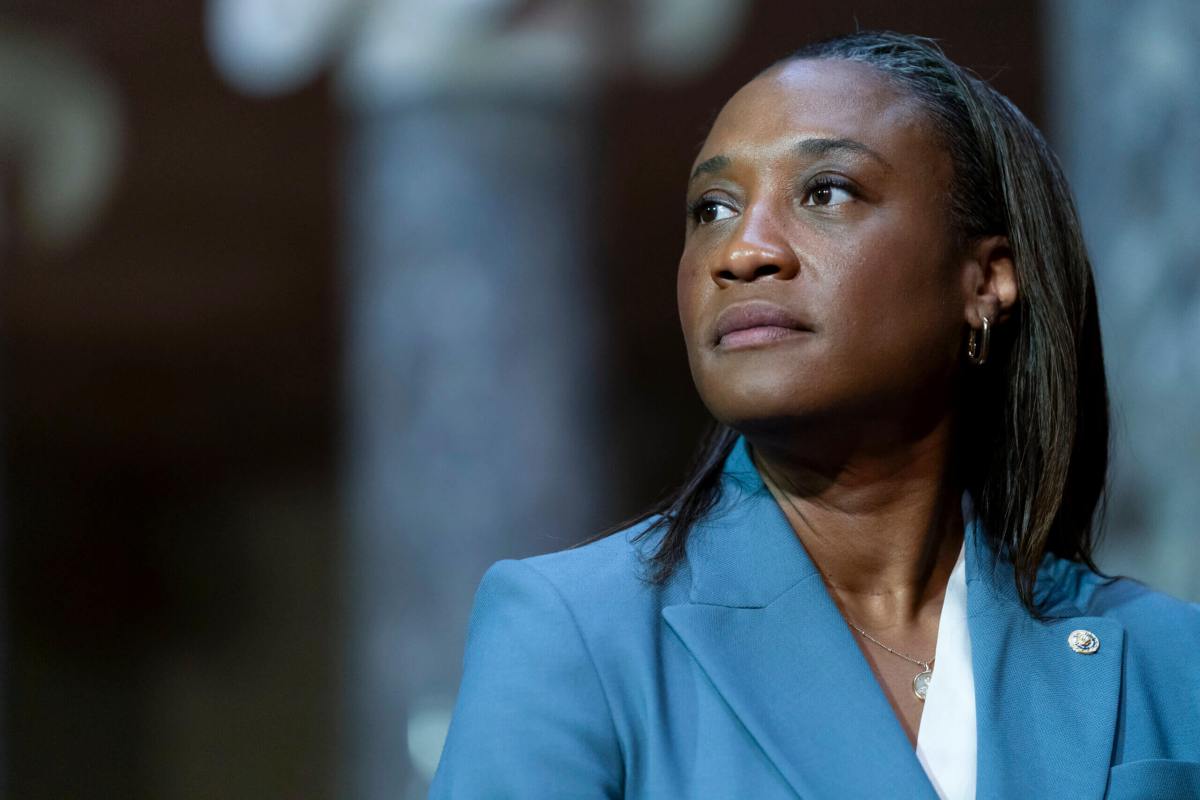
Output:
[{"xmin": 747, "ymin": 418, "xmax": 964, "ymax": 628}]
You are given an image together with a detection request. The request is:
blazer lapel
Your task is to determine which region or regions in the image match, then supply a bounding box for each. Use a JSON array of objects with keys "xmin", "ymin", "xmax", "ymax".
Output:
[
  {"xmin": 966, "ymin": 523, "xmax": 1124, "ymax": 800},
  {"xmin": 662, "ymin": 438, "xmax": 938, "ymax": 799}
]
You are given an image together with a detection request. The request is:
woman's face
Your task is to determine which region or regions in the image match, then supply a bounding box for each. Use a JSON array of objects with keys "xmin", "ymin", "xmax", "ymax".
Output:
[{"xmin": 678, "ymin": 58, "xmax": 971, "ymax": 440}]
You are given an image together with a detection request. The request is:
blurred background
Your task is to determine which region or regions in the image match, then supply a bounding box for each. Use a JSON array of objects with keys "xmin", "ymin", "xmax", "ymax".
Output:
[{"xmin": 0, "ymin": 1, "xmax": 1196, "ymax": 797}]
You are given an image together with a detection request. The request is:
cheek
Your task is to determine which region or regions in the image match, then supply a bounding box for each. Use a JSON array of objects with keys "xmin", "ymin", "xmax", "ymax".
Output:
[
  {"xmin": 820, "ymin": 227, "xmax": 962, "ymax": 371},
  {"xmin": 676, "ymin": 251, "xmax": 707, "ymax": 346}
]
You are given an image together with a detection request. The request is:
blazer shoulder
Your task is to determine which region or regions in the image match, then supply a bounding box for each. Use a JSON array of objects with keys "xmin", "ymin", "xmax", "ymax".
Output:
[
  {"xmin": 1073, "ymin": 570, "xmax": 1200, "ymax": 685},
  {"xmin": 1042, "ymin": 555, "xmax": 1198, "ymax": 623},
  {"xmin": 1041, "ymin": 556, "xmax": 1200, "ymax": 655},
  {"xmin": 518, "ymin": 515, "xmax": 681, "ymax": 610},
  {"xmin": 1085, "ymin": 574, "xmax": 1200, "ymax": 631},
  {"xmin": 433, "ymin": 549, "xmax": 628, "ymax": 796}
]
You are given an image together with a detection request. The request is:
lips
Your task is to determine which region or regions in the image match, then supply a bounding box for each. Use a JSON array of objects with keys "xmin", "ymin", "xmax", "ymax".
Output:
[{"xmin": 712, "ymin": 301, "xmax": 813, "ymax": 348}]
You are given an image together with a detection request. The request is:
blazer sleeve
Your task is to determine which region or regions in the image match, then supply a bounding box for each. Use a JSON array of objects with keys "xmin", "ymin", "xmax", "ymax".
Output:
[{"xmin": 429, "ymin": 558, "xmax": 624, "ymax": 799}]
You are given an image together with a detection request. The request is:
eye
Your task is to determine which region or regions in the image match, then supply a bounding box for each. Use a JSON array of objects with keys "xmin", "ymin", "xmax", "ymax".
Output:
[
  {"xmin": 802, "ymin": 178, "xmax": 856, "ymax": 207},
  {"xmin": 689, "ymin": 198, "xmax": 737, "ymax": 225}
]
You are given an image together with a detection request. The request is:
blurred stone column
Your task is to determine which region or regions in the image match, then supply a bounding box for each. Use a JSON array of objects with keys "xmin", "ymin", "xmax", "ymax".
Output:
[
  {"xmin": 340, "ymin": 100, "xmax": 608, "ymax": 798},
  {"xmin": 208, "ymin": 1, "xmax": 748, "ymax": 795},
  {"xmin": 1047, "ymin": 1, "xmax": 1200, "ymax": 600}
]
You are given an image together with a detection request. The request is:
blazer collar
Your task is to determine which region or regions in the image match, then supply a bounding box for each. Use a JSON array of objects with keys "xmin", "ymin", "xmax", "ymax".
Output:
[
  {"xmin": 964, "ymin": 502, "xmax": 1124, "ymax": 800},
  {"xmin": 681, "ymin": 435, "xmax": 820, "ymax": 608},
  {"xmin": 663, "ymin": 436, "xmax": 1123, "ymax": 799},
  {"xmin": 663, "ymin": 436, "xmax": 938, "ymax": 798}
]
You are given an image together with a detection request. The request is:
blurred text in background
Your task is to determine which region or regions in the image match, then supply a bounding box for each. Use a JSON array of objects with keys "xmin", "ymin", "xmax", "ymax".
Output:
[{"xmin": 0, "ymin": 1, "xmax": 1196, "ymax": 797}]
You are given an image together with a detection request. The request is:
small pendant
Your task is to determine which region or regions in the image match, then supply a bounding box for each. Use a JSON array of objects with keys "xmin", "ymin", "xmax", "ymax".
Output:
[{"xmin": 912, "ymin": 668, "xmax": 933, "ymax": 701}]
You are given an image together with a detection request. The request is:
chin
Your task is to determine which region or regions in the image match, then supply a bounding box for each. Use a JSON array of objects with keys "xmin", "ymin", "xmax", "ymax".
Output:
[{"xmin": 695, "ymin": 371, "xmax": 823, "ymax": 431}]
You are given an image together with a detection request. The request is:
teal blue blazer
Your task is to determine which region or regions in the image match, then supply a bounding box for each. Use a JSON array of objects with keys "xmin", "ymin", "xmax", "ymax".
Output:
[{"xmin": 431, "ymin": 438, "xmax": 1200, "ymax": 799}]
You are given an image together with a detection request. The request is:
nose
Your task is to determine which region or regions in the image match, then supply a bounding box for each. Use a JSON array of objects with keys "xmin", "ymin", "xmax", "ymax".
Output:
[{"xmin": 711, "ymin": 207, "xmax": 800, "ymax": 286}]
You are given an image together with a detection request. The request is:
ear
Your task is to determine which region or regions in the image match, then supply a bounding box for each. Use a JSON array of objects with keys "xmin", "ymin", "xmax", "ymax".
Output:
[{"xmin": 961, "ymin": 234, "xmax": 1017, "ymax": 327}]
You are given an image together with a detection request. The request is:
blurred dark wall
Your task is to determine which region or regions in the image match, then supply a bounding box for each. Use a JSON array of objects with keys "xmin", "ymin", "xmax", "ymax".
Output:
[
  {"xmin": 1, "ymin": 2, "xmax": 1039, "ymax": 797},
  {"xmin": 3, "ymin": 1, "xmax": 339, "ymax": 797}
]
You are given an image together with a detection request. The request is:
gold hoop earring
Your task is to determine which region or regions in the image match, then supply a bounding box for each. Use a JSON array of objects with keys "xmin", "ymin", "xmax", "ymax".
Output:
[{"xmin": 967, "ymin": 316, "xmax": 991, "ymax": 366}]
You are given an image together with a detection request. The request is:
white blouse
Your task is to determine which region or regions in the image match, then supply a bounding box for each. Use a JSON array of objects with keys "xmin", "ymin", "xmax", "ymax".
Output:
[{"xmin": 915, "ymin": 536, "xmax": 976, "ymax": 799}]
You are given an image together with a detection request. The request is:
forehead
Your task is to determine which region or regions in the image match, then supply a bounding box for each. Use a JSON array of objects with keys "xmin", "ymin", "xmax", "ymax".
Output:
[{"xmin": 696, "ymin": 58, "xmax": 939, "ymax": 169}]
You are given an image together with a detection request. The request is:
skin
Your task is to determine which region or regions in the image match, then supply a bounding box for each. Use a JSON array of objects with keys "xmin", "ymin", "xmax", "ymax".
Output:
[{"xmin": 677, "ymin": 58, "xmax": 1017, "ymax": 744}]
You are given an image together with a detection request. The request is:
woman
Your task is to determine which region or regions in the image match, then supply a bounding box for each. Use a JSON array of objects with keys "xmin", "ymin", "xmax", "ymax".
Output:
[{"xmin": 430, "ymin": 31, "xmax": 1200, "ymax": 799}]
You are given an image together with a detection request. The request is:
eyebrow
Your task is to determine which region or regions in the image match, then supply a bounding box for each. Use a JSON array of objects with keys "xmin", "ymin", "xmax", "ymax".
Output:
[
  {"xmin": 794, "ymin": 137, "xmax": 892, "ymax": 169},
  {"xmin": 689, "ymin": 154, "xmax": 731, "ymax": 183},
  {"xmin": 688, "ymin": 137, "xmax": 892, "ymax": 183}
]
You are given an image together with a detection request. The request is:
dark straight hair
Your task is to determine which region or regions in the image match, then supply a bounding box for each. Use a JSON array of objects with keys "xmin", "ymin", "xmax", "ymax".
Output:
[{"xmin": 593, "ymin": 31, "xmax": 1110, "ymax": 614}]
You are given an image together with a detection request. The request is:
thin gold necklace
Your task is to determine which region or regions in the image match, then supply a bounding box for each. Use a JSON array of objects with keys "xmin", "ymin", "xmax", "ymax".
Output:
[
  {"xmin": 844, "ymin": 619, "xmax": 935, "ymax": 701},
  {"xmin": 756, "ymin": 456, "xmax": 936, "ymax": 702}
]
